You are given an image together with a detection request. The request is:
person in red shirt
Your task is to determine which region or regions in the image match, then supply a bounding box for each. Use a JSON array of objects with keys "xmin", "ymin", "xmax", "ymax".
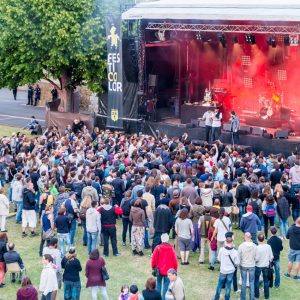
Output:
[{"xmin": 151, "ymin": 233, "xmax": 178, "ymax": 300}]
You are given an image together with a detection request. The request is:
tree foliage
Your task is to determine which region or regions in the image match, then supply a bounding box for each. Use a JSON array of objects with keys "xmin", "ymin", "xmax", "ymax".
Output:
[{"xmin": 0, "ymin": 0, "xmax": 108, "ymax": 108}]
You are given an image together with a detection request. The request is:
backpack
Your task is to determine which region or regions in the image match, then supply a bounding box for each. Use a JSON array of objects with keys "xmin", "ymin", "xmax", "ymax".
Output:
[
  {"xmin": 121, "ymin": 200, "xmax": 131, "ymax": 216},
  {"xmin": 265, "ymin": 204, "xmax": 276, "ymax": 218},
  {"xmin": 79, "ymin": 207, "xmax": 88, "ymax": 221}
]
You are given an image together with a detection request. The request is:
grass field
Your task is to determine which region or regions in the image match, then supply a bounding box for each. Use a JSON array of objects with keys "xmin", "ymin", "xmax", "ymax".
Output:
[
  {"xmin": 0, "ymin": 216, "xmax": 298, "ymax": 300},
  {"xmin": 0, "ymin": 125, "xmax": 28, "ymax": 137}
]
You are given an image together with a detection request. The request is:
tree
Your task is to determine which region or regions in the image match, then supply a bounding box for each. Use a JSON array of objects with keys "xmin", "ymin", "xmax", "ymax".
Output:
[{"xmin": 0, "ymin": 0, "xmax": 107, "ymax": 111}]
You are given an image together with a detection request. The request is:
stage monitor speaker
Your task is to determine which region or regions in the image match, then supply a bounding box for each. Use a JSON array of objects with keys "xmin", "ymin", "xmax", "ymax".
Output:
[
  {"xmin": 186, "ymin": 123, "xmax": 195, "ymax": 128},
  {"xmin": 263, "ymin": 132, "xmax": 273, "ymax": 139},
  {"xmin": 148, "ymin": 74, "xmax": 157, "ymax": 87},
  {"xmin": 252, "ymin": 127, "xmax": 265, "ymax": 136},
  {"xmin": 123, "ymin": 38, "xmax": 138, "ymax": 83},
  {"xmin": 191, "ymin": 119, "xmax": 199, "ymax": 127},
  {"xmin": 275, "ymin": 129, "xmax": 289, "ymax": 139},
  {"xmin": 191, "ymin": 139, "xmax": 202, "ymax": 146},
  {"xmin": 223, "ymin": 123, "xmax": 231, "ymax": 132},
  {"xmin": 239, "ymin": 125, "xmax": 252, "ymax": 135}
]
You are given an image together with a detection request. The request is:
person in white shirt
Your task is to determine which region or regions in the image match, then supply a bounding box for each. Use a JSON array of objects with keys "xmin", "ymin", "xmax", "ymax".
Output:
[
  {"xmin": 211, "ymin": 107, "xmax": 222, "ymax": 142},
  {"xmin": 213, "ymin": 232, "xmax": 240, "ymax": 300},
  {"xmin": 201, "ymin": 108, "xmax": 214, "ymax": 143},
  {"xmin": 86, "ymin": 200, "xmax": 101, "ymax": 255},
  {"xmin": 254, "ymin": 233, "xmax": 273, "ymax": 299},
  {"xmin": 39, "ymin": 254, "xmax": 58, "ymax": 300},
  {"xmin": 289, "ymin": 160, "xmax": 300, "ymax": 195},
  {"xmin": 212, "ymin": 208, "xmax": 232, "ymax": 252}
]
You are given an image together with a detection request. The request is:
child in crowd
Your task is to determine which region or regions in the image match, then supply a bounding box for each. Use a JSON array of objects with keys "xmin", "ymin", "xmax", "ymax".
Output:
[{"xmin": 119, "ymin": 284, "xmax": 130, "ymax": 300}]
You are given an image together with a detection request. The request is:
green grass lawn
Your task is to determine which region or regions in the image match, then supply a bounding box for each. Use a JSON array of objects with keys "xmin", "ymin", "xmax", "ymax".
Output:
[
  {"xmin": 0, "ymin": 125, "xmax": 28, "ymax": 137},
  {"xmin": 0, "ymin": 217, "xmax": 298, "ymax": 300}
]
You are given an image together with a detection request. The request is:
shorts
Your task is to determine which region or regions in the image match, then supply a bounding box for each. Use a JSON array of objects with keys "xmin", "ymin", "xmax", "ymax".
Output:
[
  {"xmin": 22, "ymin": 210, "xmax": 37, "ymax": 228},
  {"xmin": 288, "ymin": 249, "xmax": 300, "ymax": 263},
  {"xmin": 178, "ymin": 237, "xmax": 192, "ymax": 251}
]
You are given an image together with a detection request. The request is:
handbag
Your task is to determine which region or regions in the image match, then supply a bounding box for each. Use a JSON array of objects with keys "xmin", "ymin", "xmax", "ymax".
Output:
[
  {"xmin": 231, "ymin": 205, "xmax": 240, "ymax": 215},
  {"xmin": 42, "ymin": 228, "xmax": 54, "ymax": 240},
  {"xmin": 101, "ymin": 266, "xmax": 110, "ymax": 281}
]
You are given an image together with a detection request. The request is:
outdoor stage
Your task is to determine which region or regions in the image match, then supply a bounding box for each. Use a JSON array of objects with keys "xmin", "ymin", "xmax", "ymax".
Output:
[{"xmin": 95, "ymin": 1, "xmax": 300, "ymax": 155}]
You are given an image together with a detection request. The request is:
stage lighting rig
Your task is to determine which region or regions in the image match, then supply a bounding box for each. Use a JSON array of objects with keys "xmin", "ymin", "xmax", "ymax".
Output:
[
  {"xmin": 196, "ymin": 32, "xmax": 202, "ymax": 41},
  {"xmin": 266, "ymin": 36, "xmax": 276, "ymax": 48},
  {"xmin": 245, "ymin": 34, "xmax": 256, "ymax": 44}
]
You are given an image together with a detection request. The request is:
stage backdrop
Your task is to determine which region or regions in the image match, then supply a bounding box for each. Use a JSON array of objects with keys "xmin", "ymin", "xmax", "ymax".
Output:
[{"xmin": 105, "ymin": 16, "xmax": 123, "ymax": 129}]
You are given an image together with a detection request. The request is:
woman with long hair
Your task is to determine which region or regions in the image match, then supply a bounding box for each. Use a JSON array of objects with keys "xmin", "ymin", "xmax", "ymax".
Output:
[
  {"xmin": 62, "ymin": 247, "xmax": 82, "ymax": 300},
  {"xmin": 80, "ymin": 195, "xmax": 92, "ymax": 246},
  {"xmin": 190, "ymin": 197, "xmax": 205, "ymax": 252},
  {"xmin": 175, "ymin": 208, "xmax": 194, "ymax": 265},
  {"xmin": 85, "ymin": 249, "xmax": 109, "ymax": 300},
  {"xmin": 129, "ymin": 199, "xmax": 146, "ymax": 256},
  {"xmin": 262, "ymin": 195, "xmax": 277, "ymax": 239},
  {"xmin": 39, "ymin": 205, "xmax": 54, "ymax": 257}
]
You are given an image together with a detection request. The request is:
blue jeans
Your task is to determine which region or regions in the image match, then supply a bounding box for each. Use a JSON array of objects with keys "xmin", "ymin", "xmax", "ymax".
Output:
[
  {"xmin": 214, "ymin": 272, "xmax": 234, "ymax": 300},
  {"xmin": 279, "ymin": 218, "xmax": 289, "ymax": 238},
  {"xmin": 144, "ymin": 219, "xmax": 150, "ymax": 248},
  {"xmin": 15, "ymin": 201, "xmax": 23, "ymax": 223},
  {"xmin": 291, "ymin": 183, "xmax": 300, "ymax": 196},
  {"xmin": 240, "ymin": 266, "xmax": 255, "ymax": 300},
  {"xmin": 82, "ymin": 220, "xmax": 87, "ymax": 245},
  {"xmin": 156, "ymin": 275, "xmax": 170, "ymax": 300},
  {"xmin": 238, "ymin": 204, "xmax": 245, "ymax": 227},
  {"xmin": 57, "ymin": 233, "xmax": 70, "ymax": 257},
  {"xmin": 69, "ymin": 219, "xmax": 77, "ymax": 245},
  {"xmin": 210, "ymin": 250, "xmax": 217, "ymax": 267},
  {"xmin": 87, "ymin": 231, "xmax": 98, "ymax": 254},
  {"xmin": 255, "ymin": 267, "xmax": 270, "ymax": 299},
  {"xmin": 292, "ymin": 209, "xmax": 300, "ymax": 222},
  {"xmin": 273, "ymin": 259, "xmax": 280, "ymax": 288}
]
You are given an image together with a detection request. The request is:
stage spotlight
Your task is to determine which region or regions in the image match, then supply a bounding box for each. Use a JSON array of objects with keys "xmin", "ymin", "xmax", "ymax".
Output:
[
  {"xmin": 233, "ymin": 36, "xmax": 239, "ymax": 44},
  {"xmin": 245, "ymin": 34, "xmax": 256, "ymax": 44},
  {"xmin": 218, "ymin": 33, "xmax": 226, "ymax": 48},
  {"xmin": 284, "ymin": 36, "xmax": 290, "ymax": 46},
  {"xmin": 196, "ymin": 32, "xmax": 202, "ymax": 41},
  {"xmin": 267, "ymin": 36, "xmax": 276, "ymax": 48}
]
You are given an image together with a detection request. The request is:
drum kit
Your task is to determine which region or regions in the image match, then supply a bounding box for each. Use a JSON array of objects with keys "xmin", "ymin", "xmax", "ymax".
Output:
[{"xmin": 258, "ymin": 95, "xmax": 274, "ymax": 119}]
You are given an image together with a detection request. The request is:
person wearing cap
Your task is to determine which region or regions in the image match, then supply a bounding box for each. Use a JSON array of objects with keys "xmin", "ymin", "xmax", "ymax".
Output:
[
  {"xmin": 213, "ymin": 232, "xmax": 240, "ymax": 300},
  {"xmin": 240, "ymin": 205, "xmax": 261, "ymax": 244},
  {"xmin": 238, "ymin": 232, "xmax": 257, "ymax": 300},
  {"xmin": 254, "ymin": 233, "xmax": 273, "ymax": 299},
  {"xmin": 152, "ymin": 233, "xmax": 178, "ymax": 300},
  {"xmin": 61, "ymin": 247, "xmax": 82, "ymax": 300},
  {"xmin": 165, "ymin": 269, "xmax": 185, "ymax": 300}
]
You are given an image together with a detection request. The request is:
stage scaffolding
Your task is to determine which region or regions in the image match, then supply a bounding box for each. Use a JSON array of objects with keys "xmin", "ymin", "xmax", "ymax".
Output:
[{"xmin": 146, "ymin": 22, "xmax": 300, "ymax": 35}]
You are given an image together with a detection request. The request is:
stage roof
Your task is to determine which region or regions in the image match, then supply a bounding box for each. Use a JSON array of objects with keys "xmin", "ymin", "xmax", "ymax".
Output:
[{"xmin": 122, "ymin": 0, "xmax": 300, "ymax": 22}]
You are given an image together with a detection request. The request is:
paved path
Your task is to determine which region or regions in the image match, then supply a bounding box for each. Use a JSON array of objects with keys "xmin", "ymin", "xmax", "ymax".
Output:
[{"xmin": 0, "ymin": 88, "xmax": 45, "ymax": 128}]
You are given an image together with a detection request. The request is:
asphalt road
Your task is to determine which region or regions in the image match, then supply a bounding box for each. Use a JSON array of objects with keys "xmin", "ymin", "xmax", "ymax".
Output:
[{"xmin": 0, "ymin": 88, "xmax": 45, "ymax": 128}]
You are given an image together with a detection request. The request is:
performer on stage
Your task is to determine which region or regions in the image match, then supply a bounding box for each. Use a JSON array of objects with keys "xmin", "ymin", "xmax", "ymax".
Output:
[
  {"xmin": 146, "ymin": 95, "xmax": 157, "ymax": 121},
  {"xmin": 230, "ymin": 111, "xmax": 240, "ymax": 146},
  {"xmin": 201, "ymin": 108, "xmax": 214, "ymax": 143},
  {"xmin": 212, "ymin": 107, "xmax": 222, "ymax": 142}
]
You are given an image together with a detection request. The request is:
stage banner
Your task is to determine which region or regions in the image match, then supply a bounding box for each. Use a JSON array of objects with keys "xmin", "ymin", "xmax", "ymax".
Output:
[{"xmin": 105, "ymin": 16, "xmax": 123, "ymax": 129}]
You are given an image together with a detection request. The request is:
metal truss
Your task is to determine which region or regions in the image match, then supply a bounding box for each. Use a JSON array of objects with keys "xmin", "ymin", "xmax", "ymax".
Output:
[
  {"xmin": 137, "ymin": 20, "xmax": 146, "ymax": 92},
  {"xmin": 146, "ymin": 22, "xmax": 300, "ymax": 35}
]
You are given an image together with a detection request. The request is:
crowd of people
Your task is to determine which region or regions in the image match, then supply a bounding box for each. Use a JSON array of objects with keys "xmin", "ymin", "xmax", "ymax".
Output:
[{"xmin": 0, "ymin": 123, "xmax": 300, "ymax": 300}]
